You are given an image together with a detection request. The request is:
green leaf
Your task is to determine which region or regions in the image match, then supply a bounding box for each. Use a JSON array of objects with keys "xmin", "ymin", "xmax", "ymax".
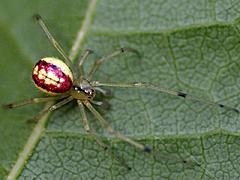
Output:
[
  {"xmin": 1, "ymin": 0, "xmax": 240, "ymax": 179},
  {"xmin": 0, "ymin": 0, "xmax": 89, "ymax": 179}
]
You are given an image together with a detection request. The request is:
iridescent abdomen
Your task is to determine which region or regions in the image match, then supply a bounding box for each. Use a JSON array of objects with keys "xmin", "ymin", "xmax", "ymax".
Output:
[{"xmin": 32, "ymin": 57, "xmax": 73, "ymax": 95}]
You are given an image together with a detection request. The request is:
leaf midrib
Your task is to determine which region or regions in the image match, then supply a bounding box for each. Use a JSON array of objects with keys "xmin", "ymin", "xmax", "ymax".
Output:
[{"xmin": 7, "ymin": 0, "xmax": 98, "ymax": 179}]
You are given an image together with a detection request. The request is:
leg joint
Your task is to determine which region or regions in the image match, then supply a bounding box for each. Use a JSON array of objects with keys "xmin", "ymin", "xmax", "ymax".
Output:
[
  {"xmin": 96, "ymin": 59, "xmax": 102, "ymax": 65},
  {"xmin": 177, "ymin": 91, "xmax": 187, "ymax": 98},
  {"xmin": 85, "ymin": 49, "xmax": 94, "ymax": 54}
]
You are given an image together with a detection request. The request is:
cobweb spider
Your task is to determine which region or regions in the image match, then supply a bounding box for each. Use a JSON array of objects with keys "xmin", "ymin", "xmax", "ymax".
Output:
[{"xmin": 3, "ymin": 15, "xmax": 239, "ymax": 169}]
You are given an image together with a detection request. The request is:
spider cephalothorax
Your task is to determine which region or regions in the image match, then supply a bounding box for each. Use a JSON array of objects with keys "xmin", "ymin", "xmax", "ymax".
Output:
[{"xmin": 71, "ymin": 79, "xmax": 96, "ymax": 100}]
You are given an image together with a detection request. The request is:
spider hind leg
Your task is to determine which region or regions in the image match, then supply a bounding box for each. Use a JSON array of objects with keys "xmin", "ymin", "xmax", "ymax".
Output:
[
  {"xmin": 78, "ymin": 100, "xmax": 131, "ymax": 170},
  {"xmin": 84, "ymin": 101, "xmax": 151, "ymax": 153}
]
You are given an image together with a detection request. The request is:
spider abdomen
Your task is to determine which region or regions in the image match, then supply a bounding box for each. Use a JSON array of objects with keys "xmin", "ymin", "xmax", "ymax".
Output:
[{"xmin": 32, "ymin": 57, "xmax": 73, "ymax": 95}]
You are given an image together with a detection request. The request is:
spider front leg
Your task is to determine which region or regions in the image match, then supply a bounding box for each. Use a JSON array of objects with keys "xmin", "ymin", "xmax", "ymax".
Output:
[
  {"xmin": 3, "ymin": 95, "xmax": 68, "ymax": 109},
  {"xmin": 78, "ymin": 100, "xmax": 131, "ymax": 170},
  {"xmin": 83, "ymin": 101, "xmax": 151, "ymax": 153},
  {"xmin": 92, "ymin": 81, "xmax": 239, "ymax": 113},
  {"xmin": 87, "ymin": 48, "xmax": 139, "ymax": 80},
  {"xmin": 34, "ymin": 14, "xmax": 76, "ymax": 77},
  {"xmin": 28, "ymin": 96, "xmax": 74, "ymax": 122}
]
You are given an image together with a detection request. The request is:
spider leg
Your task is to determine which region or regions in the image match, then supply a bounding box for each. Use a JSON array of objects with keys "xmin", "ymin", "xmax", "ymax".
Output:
[
  {"xmin": 87, "ymin": 48, "xmax": 139, "ymax": 80},
  {"xmin": 83, "ymin": 101, "xmax": 151, "ymax": 153},
  {"xmin": 95, "ymin": 87, "xmax": 112, "ymax": 97},
  {"xmin": 47, "ymin": 96, "xmax": 74, "ymax": 111},
  {"xmin": 78, "ymin": 101, "xmax": 90, "ymax": 131},
  {"xmin": 33, "ymin": 14, "xmax": 75, "ymax": 76},
  {"xmin": 78, "ymin": 49, "xmax": 93, "ymax": 78},
  {"xmin": 92, "ymin": 81, "xmax": 239, "ymax": 113},
  {"xmin": 2, "ymin": 95, "xmax": 68, "ymax": 109},
  {"xmin": 78, "ymin": 100, "xmax": 131, "ymax": 170},
  {"xmin": 91, "ymin": 100, "xmax": 111, "ymax": 110},
  {"xmin": 78, "ymin": 100, "xmax": 106, "ymax": 147},
  {"xmin": 28, "ymin": 96, "xmax": 73, "ymax": 122}
]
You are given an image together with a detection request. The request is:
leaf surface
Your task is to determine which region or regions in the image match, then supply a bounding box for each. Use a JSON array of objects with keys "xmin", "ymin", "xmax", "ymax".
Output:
[{"xmin": 1, "ymin": 0, "xmax": 240, "ymax": 179}]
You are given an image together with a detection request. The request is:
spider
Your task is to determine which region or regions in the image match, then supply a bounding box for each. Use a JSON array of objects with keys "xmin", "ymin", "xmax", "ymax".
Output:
[{"xmin": 3, "ymin": 15, "xmax": 239, "ymax": 167}]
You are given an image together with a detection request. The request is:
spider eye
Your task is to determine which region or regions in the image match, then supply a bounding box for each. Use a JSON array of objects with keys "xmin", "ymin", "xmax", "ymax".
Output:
[
  {"xmin": 84, "ymin": 88, "xmax": 95, "ymax": 96},
  {"xmin": 73, "ymin": 86, "xmax": 79, "ymax": 91},
  {"xmin": 73, "ymin": 85, "xmax": 95, "ymax": 97}
]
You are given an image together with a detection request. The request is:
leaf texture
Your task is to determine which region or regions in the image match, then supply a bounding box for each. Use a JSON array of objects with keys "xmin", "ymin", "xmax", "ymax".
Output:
[{"xmin": 1, "ymin": 0, "xmax": 240, "ymax": 179}]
